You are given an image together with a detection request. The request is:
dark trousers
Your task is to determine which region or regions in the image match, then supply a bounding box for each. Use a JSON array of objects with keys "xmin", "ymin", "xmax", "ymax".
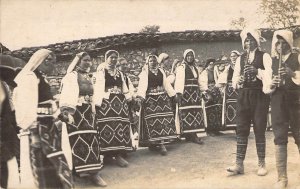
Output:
[
  {"xmin": 236, "ymin": 89, "xmax": 270, "ymax": 139},
  {"xmin": 271, "ymin": 89, "xmax": 300, "ymax": 145},
  {"xmin": 0, "ymin": 161, "xmax": 8, "ymax": 188}
]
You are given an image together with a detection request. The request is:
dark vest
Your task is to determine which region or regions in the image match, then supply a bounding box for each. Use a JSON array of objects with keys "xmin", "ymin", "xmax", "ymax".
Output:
[
  {"xmin": 272, "ymin": 53, "xmax": 300, "ymax": 90},
  {"xmin": 185, "ymin": 65, "xmax": 199, "ymax": 86},
  {"xmin": 105, "ymin": 69, "xmax": 123, "ymax": 89},
  {"xmin": 240, "ymin": 50, "xmax": 265, "ymax": 89},
  {"xmin": 148, "ymin": 69, "xmax": 163, "ymax": 88},
  {"xmin": 227, "ymin": 65, "xmax": 234, "ymax": 82},
  {"xmin": 34, "ymin": 71, "xmax": 53, "ymax": 102}
]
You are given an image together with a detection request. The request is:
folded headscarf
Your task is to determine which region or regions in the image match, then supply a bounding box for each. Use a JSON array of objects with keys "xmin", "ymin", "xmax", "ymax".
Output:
[
  {"xmin": 230, "ymin": 50, "xmax": 241, "ymax": 56},
  {"xmin": 105, "ymin": 50, "xmax": 119, "ymax": 62},
  {"xmin": 271, "ymin": 29, "xmax": 293, "ymax": 58},
  {"xmin": 97, "ymin": 50, "xmax": 120, "ymax": 72},
  {"xmin": 183, "ymin": 49, "xmax": 195, "ymax": 63},
  {"xmin": 66, "ymin": 52, "xmax": 88, "ymax": 74},
  {"xmin": 240, "ymin": 28, "xmax": 264, "ymax": 50},
  {"xmin": 143, "ymin": 54, "xmax": 159, "ymax": 71},
  {"xmin": 14, "ymin": 49, "xmax": 52, "ymax": 84},
  {"xmin": 158, "ymin": 53, "xmax": 169, "ymax": 64}
]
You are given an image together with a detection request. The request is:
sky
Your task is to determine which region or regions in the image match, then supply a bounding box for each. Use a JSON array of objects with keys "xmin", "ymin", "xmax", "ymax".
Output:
[{"xmin": 1, "ymin": 0, "xmax": 267, "ymax": 50}]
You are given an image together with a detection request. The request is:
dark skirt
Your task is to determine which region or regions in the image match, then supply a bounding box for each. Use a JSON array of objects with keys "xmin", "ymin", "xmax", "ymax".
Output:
[
  {"xmin": 178, "ymin": 84, "xmax": 206, "ymax": 133},
  {"xmin": 139, "ymin": 93, "xmax": 178, "ymax": 147},
  {"xmin": 96, "ymin": 94, "xmax": 133, "ymax": 153},
  {"xmin": 66, "ymin": 103, "xmax": 102, "ymax": 174},
  {"xmin": 205, "ymin": 86, "xmax": 224, "ymax": 131},
  {"xmin": 31, "ymin": 115, "xmax": 73, "ymax": 189},
  {"xmin": 224, "ymin": 82, "xmax": 238, "ymax": 128}
]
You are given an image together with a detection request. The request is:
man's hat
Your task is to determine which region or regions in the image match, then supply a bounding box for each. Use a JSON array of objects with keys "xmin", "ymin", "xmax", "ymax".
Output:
[
  {"xmin": 0, "ymin": 65, "xmax": 18, "ymax": 88},
  {"xmin": 205, "ymin": 58, "xmax": 216, "ymax": 68}
]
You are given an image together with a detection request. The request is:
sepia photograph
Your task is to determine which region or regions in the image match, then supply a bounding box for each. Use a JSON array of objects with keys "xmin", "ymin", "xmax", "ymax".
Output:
[{"xmin": 1, "ymin": 0, "xmax": 300, "ymax": 188}]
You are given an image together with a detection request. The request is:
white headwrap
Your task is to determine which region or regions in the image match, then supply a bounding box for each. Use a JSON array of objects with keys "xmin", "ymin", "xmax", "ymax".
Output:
[
  {"xmin": 158, "ymin": 53, "xmax": 169, "ymax": 64},
  {"xmin": 183, "ymin": 49, "xmax": 195, "ymax": 62},
  {"xmin": 66, "ymin": 52, "xmax": 87, "ymax": 74},
  {"xmin": 14, "ymin": 49, "xmax": 52, "ymax": 84},
  {"xmin": 143, "ymin": 54, "xmax": 159, "ymax": 71},
  {"xmin": 230, "ymin": 50, "xmax": 241, "ymax": 56},
  {"xmin": 240, "ymin": 28, "xmax": 264, "ymax": 50},
  {"xmin": 105, "ymin": 50, "xmax": 119, "ymax": 62},
  {"xmin": 271, "ymin": 29, "xmax": 294, "ymax": 57},
  {"xmin": 97, "ymin": 50, "xmax": 120, "ymax": 72}
]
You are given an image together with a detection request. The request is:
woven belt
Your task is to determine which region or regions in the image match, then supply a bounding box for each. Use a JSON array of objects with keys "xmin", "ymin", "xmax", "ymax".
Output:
[
  {"xmin": 106, "ymin": 86, "xmax": 122, "ymax": 94},
  {"xmin": 78, "ymin": 95, "xmax": 93, "ymax": 104},
  {"xmin": 147, "ymin": 86, "xmax": 165, "ymax": 95}
]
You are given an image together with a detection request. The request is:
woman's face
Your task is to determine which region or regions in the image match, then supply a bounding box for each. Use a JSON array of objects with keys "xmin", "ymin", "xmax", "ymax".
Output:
[
  {"xmin": 218, "ymin": 64, "xmax": 225, "ymax": 71},
  {"xmin": 230, "ymin": 52, "xmax": 238, "ymax": 64},
  {"xmin": 275, "ymin": 38, "xmax": 290, "ymax": 55},
  {"xmin": 38, "ymin": 53, "xmax": 56, "ymax": 74},
  {"xmin": 107, "ymin": 52, "xmax": 118, "ymax": 66},
  {"xmin": 207, "ymin": 62, "xmax": 214, "ymax": 70},
  {"xmin": 185, "ymin": 52, "xmax": 195, "ymax": 64},
  {"xmin": 244, "ymin": 35, "xmax": 258, "ymax": 51},
  {"xmin": 78, "ymin": 54, "xmax": 92, "ymax": 73},
  {"xmin": 148, "ymin": 56, "xmax": 158, "ymax": 69}
]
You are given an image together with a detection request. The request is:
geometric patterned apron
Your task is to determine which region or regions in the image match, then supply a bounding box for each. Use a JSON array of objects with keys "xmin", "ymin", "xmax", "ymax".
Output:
[
  {"xmin": 178, "ymin": 78, "xmax": 206, "ymax": 133},
  {"xmin": 96, "ymin": 94, "xmax": 133, "ymax": 153},
  {"xmin": 139, "ymin": 93, "xmax": 177, "ymax": 147},
  {"xmin": 224, "ymin": 82, "xmax": 238, "ymax": 129},
  {"xmin": 66, "ymin": 103, "xmax": 103, "ymax": 174}
]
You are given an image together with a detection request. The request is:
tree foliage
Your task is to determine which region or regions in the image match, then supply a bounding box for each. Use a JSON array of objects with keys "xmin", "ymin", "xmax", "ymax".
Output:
[
  {"xmin": 259, "ymin": 0, "xmax": 300, "ymax": 28},
  {"xmin": 139, "ymin": 25, "xmax": 160, "ymax": 34},
  {"xmin": 230, "ymin": 17, "xmax": 247, "ymax": 29}
]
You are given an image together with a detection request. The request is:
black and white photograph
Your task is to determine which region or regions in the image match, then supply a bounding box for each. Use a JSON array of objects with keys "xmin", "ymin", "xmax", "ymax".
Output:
[{"xmin": 1, "ymin": 0, "xmax": 300, "ymax": 188}]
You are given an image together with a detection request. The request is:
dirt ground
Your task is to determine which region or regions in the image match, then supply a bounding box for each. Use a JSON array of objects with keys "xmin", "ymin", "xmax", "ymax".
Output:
[{"xmin": 73, "ymin": 130, "xmax": 300, "ymax": 189}]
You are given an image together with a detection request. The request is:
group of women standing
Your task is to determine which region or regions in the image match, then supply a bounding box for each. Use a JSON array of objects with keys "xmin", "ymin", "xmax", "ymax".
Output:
[
  {"xmin": 8, "ymin": 46, "xmax": 240, "ymax": 188},
  {"xmin": 57, "ymin": 48, "xmax": 212, "ymax": 187}
]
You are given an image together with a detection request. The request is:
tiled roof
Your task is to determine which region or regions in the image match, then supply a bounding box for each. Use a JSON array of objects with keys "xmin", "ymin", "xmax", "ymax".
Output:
[{"xmin": 4, "ymin": 25, "xmax": 300, "ymax": 61}]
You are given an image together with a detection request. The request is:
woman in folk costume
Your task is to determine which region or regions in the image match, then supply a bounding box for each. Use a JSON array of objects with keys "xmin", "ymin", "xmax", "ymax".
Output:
[
  {"xmin": 13, "ymin": 49, "xmax": 73, "ymax": 189},
  {"xmin": 223, "ymin": 50, "xmax": 240, "ymax": 129},
  {"xmin": 136, "ymin": 55, "xmax": 178, "ymax": 155},
  {"xmin": 203, "ymin": 58, "xmax": 224, "ymax": 136},
  {"xmin": 116, "ymin": 59, "xmax": 138, "ymax": 136},
  {"xmin": 227, "ymin": 28, "xmax": 272, "ymax": 176},
  {"xmin": 59, "ymin": 52, "xmax": 106, "ymax": 187},
  {"xmin": 94, "ymin": 50, "xmax": 133, "ymax": 168},
  {"xmin": 214, "ymin": 57, "xmax": 229, "ymax": 94},
  {"xmin": 174, "ymin": 49, "xmax": 207, "ymax": 144},
  {"xmin": 264, "ymin": 30, "xmax": 300, "ymax": 189}
]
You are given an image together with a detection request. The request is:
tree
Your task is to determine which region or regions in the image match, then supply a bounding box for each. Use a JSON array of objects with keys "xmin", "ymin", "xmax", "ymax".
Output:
[
  {"xmin": 139, "ymin": 25, "xmax": 160, "ymax": 34},
  {"xmin": 259, "ymin": 0, "xmax": 300, "ymax": 28},
  {"xmin": 230, "ymin": 17, "xmax": 247, "ymax": 29}
]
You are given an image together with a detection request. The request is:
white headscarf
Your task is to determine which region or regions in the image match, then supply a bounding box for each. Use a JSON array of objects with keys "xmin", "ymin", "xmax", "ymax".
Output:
[
  {"xmin": 271, "ymin": 29, "xmax": 293, "ymax": 58},
  {"xmin": 230, "ymin": 50, "xmax": 241, "ymax": 56},
  {"xmin": 66, "ymin": 52, "xmax": 88, "ymax": 74},
  {"xmin": 183, "ymin": 49, "xmax": 195, "ymax": 63},
  {"xmin": 240, "ymin": 28, "xmax": 264, "ymax": 50},
  {"xmin": 14, "ymin": 49, "xmax": 52, "ymax": 84},
  {"xmin": 97, "ymin": 50, "xmax": 120, "ymax": 72},
  {"xmin": 105, "ymin": 50, "xmax": 119, "ymax": 62},
  {"xmin": 143, "ymin": 54, "xmax": 159, "ymax": 71},
  {"xmin": 158, "ymin": 53, "xmax": 169, "ymax": 64}
]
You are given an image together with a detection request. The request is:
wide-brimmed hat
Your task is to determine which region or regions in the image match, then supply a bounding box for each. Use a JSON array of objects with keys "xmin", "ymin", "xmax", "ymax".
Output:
[
  {"xmin": 0, "ymin": 65, "xmax": 18, "ymax": 87},
  {"xmin": 205, "ymin": 58, "xmax": 216, "ymax": 68}
]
